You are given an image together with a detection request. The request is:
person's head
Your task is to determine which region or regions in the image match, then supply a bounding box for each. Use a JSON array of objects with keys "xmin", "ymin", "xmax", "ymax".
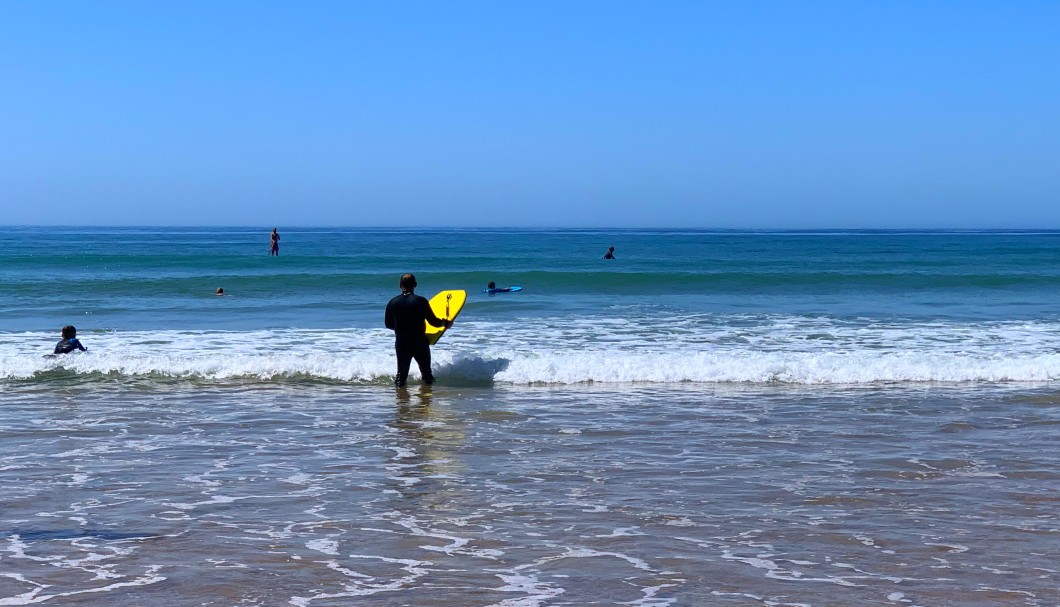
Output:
[
  {"xmin": 61, "ymin": 325, "xmax": 77, "ymax": 339},
  {"xmin": 399, "ymin": 273, "xmax": 417, "ymax": 292},
  {"xmin": 272, "ymin": 228, "xmax": 277, "ymax": 233},
  {"xmin": 216, "ymin": 287, "xmax": 224, "ymax": 295},
  {"xmin": 488, "ymin": 281, "xmax": 496, "ymax": 289},
  {"xmin": 608, "ymin": 246, "xmax": 615, "ymax": 252}
]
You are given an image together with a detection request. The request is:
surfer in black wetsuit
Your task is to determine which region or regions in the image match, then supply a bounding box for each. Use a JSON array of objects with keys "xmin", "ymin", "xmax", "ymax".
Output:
[
  {"xmin": 384, "ymin": 273, "xmax": 452, "ymax": 387},
  {"xmin": 604, "ymin": 246, "xmax": 615, "ymax": 259},
  {"xmin": 54, "ymin": 325, "xmax": 87, "ymax": 354}
]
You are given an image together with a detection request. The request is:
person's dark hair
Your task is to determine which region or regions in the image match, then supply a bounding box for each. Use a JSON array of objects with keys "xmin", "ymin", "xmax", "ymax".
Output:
[
  {"xmin": 61, "ymin": 325, "xmax": 77, "ymax": 339},
  {"xmin": 400, "ymin": 273, "xmax": 417, "ymax": 291},
  {"xmin": 488, "ymin": 281, "xmax": 496, "ymax": 289},
  {"xmin": 216, "ymin": 287, "xmax": 224, "ymax": 295}
]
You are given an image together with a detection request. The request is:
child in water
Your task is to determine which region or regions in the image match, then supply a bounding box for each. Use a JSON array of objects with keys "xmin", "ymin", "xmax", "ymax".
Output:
[{"xmin": 54, "ymin": 325, "xmax": 87, "ymax": 354}]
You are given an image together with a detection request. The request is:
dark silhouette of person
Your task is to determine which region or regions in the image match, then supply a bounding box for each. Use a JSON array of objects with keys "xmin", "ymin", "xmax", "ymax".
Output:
[
  {"xmin": 604, "ymin": 246, "xmax": 615, "ymax": 259},
  {"xmin": 270, "ymin": 228, "xmax": 280, "ymax": 256},
  {"xmin": 485, "ymin": 281, "xmax": 513, "ymax": 293},
  {"xmin": 384, "ymin": 273, "xmax": 452, "ymax": 387},
  {"xmin": 216, "ymin": 287, "xmax": 225, "ymax": 296},
  {"xmin": 54, "ymin": 325, "xmax": 87, "ymax": 354}
]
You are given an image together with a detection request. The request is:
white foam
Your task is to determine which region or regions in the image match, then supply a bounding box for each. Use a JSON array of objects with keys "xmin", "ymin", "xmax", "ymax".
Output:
[
  {"xmin": 283, "ymin": 473, "xmax": 313, "ymax": 485},
  {"xmin": 6, "ymin": 315, "xmax": 1060, "ymax": 385},
  {"xmin": 305, "ymin": 539, "xmax": 339, "ymax": 556},
  {"xmin": 0, "ymin": 567, "xmax": 165, "ymax": 606},
  {"xmin": 485, "ymin": 572, "xmax": 565, "ymax": 607}
]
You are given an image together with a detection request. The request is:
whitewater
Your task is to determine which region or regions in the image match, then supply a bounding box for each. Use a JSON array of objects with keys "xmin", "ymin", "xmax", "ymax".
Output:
[{"xmin": 6, "ymin": 314, "xmax": 1060, "ymax": 384}]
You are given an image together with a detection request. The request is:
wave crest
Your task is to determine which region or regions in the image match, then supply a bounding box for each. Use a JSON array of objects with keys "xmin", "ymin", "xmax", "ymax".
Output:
[{"xmin": 5, "ymin": 319, "xmax": 1060, "ymax": 385}]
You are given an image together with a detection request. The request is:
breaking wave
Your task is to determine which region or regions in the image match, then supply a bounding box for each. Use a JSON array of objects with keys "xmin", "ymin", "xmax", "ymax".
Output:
[{"xmin": 5, "ymin": 315, "xmax": 1060, "ymax": 385}]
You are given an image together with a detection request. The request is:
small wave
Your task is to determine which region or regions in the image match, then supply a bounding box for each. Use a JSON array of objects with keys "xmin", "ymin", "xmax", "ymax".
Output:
[
  {"xmin": 5, "ymin": 319, "xmax": 1060, "ymax": 386},
  {"xmin": 4, "ymin": 346, "xmax": 1060, "ymax": 386}
]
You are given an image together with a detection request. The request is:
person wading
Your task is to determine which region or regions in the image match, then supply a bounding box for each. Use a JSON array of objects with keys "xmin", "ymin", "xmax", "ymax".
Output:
[{"xmin": 384, "ymin": 273, "xmax": 452, "ymax": 387}]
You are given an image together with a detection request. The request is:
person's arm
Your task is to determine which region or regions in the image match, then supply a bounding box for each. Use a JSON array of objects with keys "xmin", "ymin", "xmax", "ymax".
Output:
[
  {"xmin": 74, "ymin": 338, "xmax": 86, "ymax": 352},
  {"xmin": 384, "ymin": 301, "xmax": 395, "ymax": 330},
  {"xmin": 421, "ymin": 298, "xmax": 451, "ymax": 328}
]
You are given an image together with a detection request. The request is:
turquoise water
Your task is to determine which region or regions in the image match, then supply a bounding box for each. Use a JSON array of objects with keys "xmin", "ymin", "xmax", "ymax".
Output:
[
  {"xmin": 8, "ymin": 228, "xmax": 1060, "ymax": 327},
  {"xmin": 1, "ymin": 228, "xmax": 1058, "ymax": 605}
]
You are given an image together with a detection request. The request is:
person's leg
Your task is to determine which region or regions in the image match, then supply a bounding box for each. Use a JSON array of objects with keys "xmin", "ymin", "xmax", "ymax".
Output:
[
  {"xmin": 413, "ymin": 343, "xmax": 434, "ymax": 385},
  {"xmin": 394, "ymin": 344, "xmax": 413, "ymax": 387}
]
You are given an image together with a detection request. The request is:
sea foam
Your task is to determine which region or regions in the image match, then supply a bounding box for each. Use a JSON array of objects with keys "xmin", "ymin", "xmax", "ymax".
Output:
[{"xmin": 5, "ymin": 315, "xmax": 1060, "ymax": 385}]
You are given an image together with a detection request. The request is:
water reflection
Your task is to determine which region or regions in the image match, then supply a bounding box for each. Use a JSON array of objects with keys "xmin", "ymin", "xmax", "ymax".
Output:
[{"xmin": 387, "ymin": 386, "xmax": 467, "ymax": 508}]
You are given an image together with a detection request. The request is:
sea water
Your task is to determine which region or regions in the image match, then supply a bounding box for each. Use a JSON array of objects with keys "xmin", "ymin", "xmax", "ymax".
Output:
[{"xmin": 0, "ymin": 227, "xmax": 1057, "ymax": 605}]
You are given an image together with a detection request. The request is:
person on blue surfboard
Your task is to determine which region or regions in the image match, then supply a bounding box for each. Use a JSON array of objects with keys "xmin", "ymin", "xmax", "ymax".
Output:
[
  {"xmin": 384, "ymin": 273, "xmax": 452, "ymax": 387},
  {"xmin": 484, "ymin": 281, "xmax": 519, "ymax": 293}
]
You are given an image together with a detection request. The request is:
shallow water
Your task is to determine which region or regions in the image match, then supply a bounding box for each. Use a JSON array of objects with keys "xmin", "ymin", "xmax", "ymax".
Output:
[{"xmin": 1, "ymin": 382, "xmax": 1057, "ymax": 606}]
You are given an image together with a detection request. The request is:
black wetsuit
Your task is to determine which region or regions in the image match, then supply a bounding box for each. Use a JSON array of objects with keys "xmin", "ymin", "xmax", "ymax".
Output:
[
  {"xmin": 384, "ymin": 291, "xmax": 447, "ymax": 386},
  {"xmin": 54, "ymin": 338, "xmax": 86, "ymax": 354}
]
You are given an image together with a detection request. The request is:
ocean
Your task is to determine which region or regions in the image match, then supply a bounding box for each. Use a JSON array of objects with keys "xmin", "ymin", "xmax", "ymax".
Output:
[{"xmin": 0, "ymin": 227, "xmax": 1057, "ymax": 605}]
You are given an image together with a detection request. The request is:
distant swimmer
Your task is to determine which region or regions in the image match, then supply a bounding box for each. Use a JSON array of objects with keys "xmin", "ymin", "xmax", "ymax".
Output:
[
  {"xmin": 604, "ymin": 246, "xmax": 615, "ymax": 259},
  {"xmin": 269, "ymin": 228, "xmax": 280, "ymax": 256},
  {"xmin": 216, "ymin": 287, "xmax": 225, "ymax": 296},
  {"xmin": 384, "ymin": 273, "xmax": 452, "ymax": 388},
  {"xmin": 484, "ymin": 281, "xmax": 522, "ymax": 294},
  {"xmin": 54, "ymin": 325, "xmax": 87, "ymax": 354}
]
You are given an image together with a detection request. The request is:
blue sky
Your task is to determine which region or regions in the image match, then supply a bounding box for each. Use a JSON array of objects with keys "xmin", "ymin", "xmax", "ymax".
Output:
[{"xmin": 1, "ymin": 1, "xmax": 1057, "ymax": 228}]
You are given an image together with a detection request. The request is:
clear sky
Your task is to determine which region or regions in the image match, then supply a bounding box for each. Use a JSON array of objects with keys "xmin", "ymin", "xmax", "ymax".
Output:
[{"xmin": 2, "ymin": 1, "xmax": 1058, "ymax": 228}]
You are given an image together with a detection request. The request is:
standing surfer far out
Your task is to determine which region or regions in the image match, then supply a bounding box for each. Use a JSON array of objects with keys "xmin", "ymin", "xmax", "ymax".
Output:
[
  {"xmin": 604, "ymin": 246, "xmax": 615, "ymax": 259},
  {"xmin": 384, "ymin": 273, "xmax": 452, "ymax": 388},
  {"xmin": 269, "ymin": 228, "xmax": 280, "ymax": 256}
]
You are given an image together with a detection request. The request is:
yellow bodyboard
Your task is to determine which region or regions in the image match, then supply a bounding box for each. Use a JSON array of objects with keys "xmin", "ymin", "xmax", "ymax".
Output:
[{"xmin": 425, "ymin": 290, "xmax": 466, "ymax": 345}]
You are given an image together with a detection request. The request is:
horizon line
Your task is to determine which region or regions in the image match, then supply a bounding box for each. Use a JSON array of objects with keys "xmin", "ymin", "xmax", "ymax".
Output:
[{"xmin": 4, "ymin": 224, "xmax": 1060, "ymax": 233}]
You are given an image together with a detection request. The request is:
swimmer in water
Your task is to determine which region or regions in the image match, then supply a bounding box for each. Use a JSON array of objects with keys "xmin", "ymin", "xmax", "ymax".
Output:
[
  {"xmin": 54, "ymin": 325, "xmax": 87, "ymax": 354},
  {"xmin": 485, "ymin": 281, "xmax": 514, "ymax": 293}
]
